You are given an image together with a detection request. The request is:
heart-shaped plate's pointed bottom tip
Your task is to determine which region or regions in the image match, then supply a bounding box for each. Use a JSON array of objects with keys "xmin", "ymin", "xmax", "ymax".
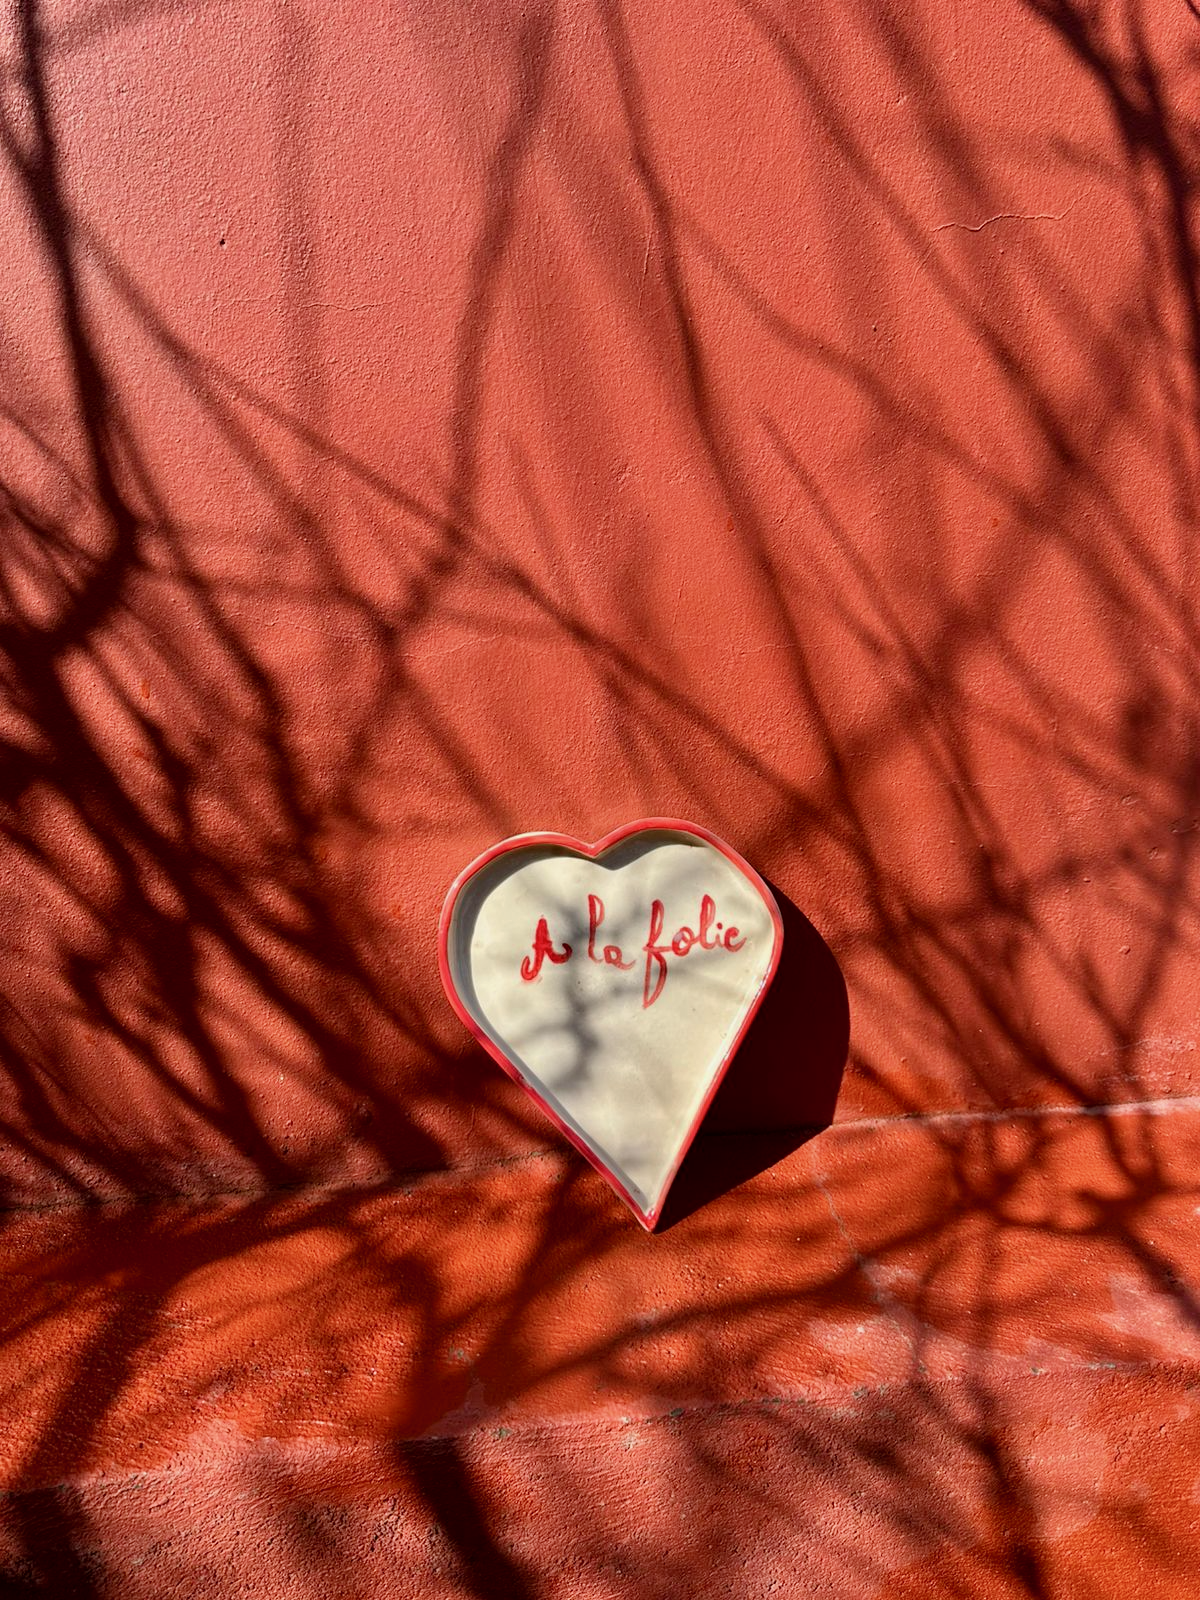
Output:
[{"xmin": 439, "ymin": 819, "xmax": 784, "ymax": 1229}]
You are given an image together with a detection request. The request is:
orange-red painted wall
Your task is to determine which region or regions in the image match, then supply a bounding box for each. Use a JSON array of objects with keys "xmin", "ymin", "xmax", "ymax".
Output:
[
  {"xmin": 2, "ymin": 0, "xmax": 1199, "ymax": 1593},
  {"xmin": 4, "ymin": 0, "xmax": 1197, "ymax": 1203}
]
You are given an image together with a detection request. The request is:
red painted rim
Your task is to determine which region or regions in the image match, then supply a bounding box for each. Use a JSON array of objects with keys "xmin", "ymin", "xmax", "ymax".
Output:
[{"xmin": 437, "ymin": 818, "xmax": 785, "ymax": 1231}]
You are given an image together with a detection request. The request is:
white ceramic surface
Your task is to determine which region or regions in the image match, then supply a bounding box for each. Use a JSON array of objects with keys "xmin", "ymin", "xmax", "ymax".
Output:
[{"xmin": 441, "ymin": 825, "xmax": 781, "ymax": 1225}]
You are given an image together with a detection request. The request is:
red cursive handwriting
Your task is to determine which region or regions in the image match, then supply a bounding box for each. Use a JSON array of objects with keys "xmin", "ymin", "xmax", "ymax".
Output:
[
  {"xmin": 588, "ymin": 894, "xmax": 635, "ymax": 971},
  {"xmin": 519, "ymin": 893, "xmax": 745, "ymax": 1007},
  {"xmin": 520, "ymin": 917, "xmax": 573, "ymax": 981}
]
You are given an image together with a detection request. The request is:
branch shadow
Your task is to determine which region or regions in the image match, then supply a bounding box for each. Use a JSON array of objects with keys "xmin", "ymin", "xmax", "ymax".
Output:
[{"xmin": 0, "ymin": 0, "xmax": 1199, "ymax": 1592}]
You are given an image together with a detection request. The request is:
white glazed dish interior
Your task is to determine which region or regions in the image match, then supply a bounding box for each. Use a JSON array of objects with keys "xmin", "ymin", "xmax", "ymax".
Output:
[{"xmin": 444, "ymin": 828, "xmax": 779, "ymax": 1221}]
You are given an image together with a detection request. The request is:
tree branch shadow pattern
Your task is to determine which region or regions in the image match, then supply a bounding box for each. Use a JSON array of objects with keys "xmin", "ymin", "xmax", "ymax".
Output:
[{"xmin": 0, "ymin": 0, "xmax": 1198, "ymax": 1593}]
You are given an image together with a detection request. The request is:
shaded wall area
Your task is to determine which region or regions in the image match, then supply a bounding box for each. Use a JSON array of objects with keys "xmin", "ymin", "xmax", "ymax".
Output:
[{"xmin": 0, "ymin": 0, "xmax": 1198, "ymax": 1594}]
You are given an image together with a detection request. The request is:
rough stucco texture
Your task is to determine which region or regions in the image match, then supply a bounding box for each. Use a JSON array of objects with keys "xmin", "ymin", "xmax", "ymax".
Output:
[{"xmin": 1, "ymin": 0, "xmax": 1199, "ymax": 1593}]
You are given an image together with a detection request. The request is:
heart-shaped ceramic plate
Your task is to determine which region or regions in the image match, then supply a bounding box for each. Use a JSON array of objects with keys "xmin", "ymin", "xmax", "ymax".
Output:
[{"xmin": 439, "ymin": 819, "xmax": 783, "ymax": 1228}]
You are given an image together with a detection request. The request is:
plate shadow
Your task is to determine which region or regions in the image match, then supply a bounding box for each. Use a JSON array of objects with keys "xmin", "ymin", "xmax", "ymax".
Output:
[{"xmin": 656, "ymin": 882, "xmax": 849, "ymax": 1230}]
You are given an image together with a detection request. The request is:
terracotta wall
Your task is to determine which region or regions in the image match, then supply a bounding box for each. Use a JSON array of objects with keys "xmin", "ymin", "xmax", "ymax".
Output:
[
  {"xmin": 3, "ymin": 0, "xmax": 1196, "ymax": 1204},
  {"xmin": 1, "ymin": 0, "xmax": 1199, "ymax": 1592}
]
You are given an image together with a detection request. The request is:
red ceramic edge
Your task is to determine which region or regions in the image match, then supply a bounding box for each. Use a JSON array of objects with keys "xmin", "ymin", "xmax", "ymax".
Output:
[{"xmin": 437, "ymin": 818, "xmax": 786, "ymax": 1232}]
